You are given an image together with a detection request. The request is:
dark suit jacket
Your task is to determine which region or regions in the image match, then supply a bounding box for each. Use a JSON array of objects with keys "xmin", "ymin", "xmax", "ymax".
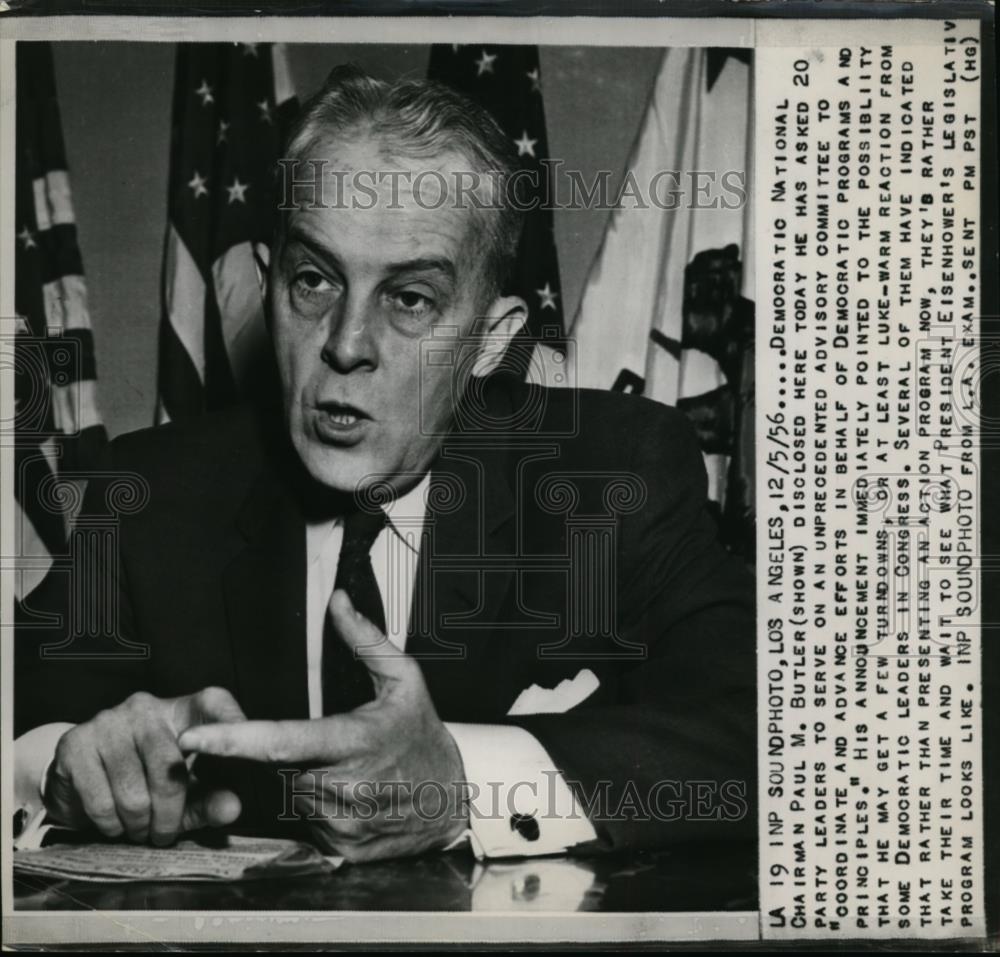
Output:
[{"xmin": 15, "ymin": 374, "xmax": 756, "ymax": 852}]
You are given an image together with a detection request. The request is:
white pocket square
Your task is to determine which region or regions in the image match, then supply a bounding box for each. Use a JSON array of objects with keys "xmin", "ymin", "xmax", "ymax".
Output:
[{"xmin": 506, "ymin": 668, "xmax": 600, "ymax": 716}]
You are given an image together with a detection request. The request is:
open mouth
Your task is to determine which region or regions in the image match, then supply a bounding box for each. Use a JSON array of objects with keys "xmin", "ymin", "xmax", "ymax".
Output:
[{"xmin": 312, "ymin": 400, "xmax": 372, "ymax": 443}]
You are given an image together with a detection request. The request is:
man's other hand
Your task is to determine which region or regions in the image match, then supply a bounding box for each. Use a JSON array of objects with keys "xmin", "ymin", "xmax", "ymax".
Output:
[
  {"xmin": 45, "ymin": 687, "xmax": 246, "ymax": 845},
  {"xmin": 179, "ymin": 591, "xmax": 469, "ymax": 862}
]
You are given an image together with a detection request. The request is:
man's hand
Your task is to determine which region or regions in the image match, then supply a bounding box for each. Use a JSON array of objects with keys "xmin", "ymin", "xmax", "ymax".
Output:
[
  {"xmin": 179, "ymin": 591, "xmax": 469, "ymax": 862},
  {"xmin": 46, "ymin": 687, "xmax": 247, "ymax": 845}
]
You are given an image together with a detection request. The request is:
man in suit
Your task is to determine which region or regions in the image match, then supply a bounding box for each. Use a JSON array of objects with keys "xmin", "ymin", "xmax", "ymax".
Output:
[{"xmin": 15, "ymin": 66, "xmax": 755, "ymax": 862}]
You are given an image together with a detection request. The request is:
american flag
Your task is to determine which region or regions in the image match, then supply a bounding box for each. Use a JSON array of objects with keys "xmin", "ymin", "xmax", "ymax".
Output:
[
  {"xmin": 14, "ymin": 41, "xmax": 107, "ymax": 599},
  {"xmin": 157, "ymin": 42, "xmax": 296, "ymax": 424},
  {"xmin": 428, "ymin": 45, "xmax": 566, "ymax": 353}
]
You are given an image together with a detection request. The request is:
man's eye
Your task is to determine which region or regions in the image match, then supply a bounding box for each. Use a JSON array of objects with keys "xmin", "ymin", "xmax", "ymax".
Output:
[
  {"xmin": 292, "ymin": 269, "xmax": 333, "ymax": 295},
  {"xmin": 391, "ymin": 290, "xmax": 434, "ymax": 314}
]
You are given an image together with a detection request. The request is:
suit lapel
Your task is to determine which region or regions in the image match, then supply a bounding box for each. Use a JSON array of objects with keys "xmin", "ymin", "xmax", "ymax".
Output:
[
  {"xmin": 407, "ymin": 434, "xmax": 516, "ymax": 720},
  {"xmin": 222, "ymin": 463, "xmax": 310, "ymax": 722}
]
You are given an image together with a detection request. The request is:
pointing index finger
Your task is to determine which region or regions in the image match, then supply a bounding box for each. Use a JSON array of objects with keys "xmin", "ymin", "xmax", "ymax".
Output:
[{"xmin": 178, "ymin": 718, "xmax": 358, "ymax": 764}]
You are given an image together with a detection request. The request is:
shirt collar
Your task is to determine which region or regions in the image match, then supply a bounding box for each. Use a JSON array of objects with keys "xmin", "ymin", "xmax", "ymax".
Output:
[
  {"xmin": 383, "ymin": 471, "xmax": 431, "ymax": 530},
  {"xmin": 306, "ymin": 472, "xmax": 431, "ymax": 564}
]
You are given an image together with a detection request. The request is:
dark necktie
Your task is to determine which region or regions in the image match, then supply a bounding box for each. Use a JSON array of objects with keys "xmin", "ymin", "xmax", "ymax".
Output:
[{"xmin": 321, "ymin": 508, "xmax": 388, "ymax": 715}]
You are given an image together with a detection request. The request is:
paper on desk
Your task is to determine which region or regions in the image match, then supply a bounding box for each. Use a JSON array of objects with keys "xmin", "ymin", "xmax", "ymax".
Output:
[{"xmin": 13, "ymin": 834, "xmax": 343, "ymax": 883}]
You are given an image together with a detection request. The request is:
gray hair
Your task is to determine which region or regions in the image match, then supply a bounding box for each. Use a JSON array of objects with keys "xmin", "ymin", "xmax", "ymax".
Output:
[{"xmin": 280, "ymin": 64, "xmax": 523, "ymax": 298}]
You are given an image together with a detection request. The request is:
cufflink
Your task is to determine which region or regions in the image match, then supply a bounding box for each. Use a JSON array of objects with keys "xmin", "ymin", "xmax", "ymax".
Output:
[
  {"xmin": 512, "ymin": 873, "xmax": 541, "ymax": 901},
  {"xmin": 510, "ymin": 812, "xmax": 540, "ymax": 842}
]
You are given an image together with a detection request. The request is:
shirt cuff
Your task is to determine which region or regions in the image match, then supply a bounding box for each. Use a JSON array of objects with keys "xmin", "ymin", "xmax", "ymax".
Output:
[
  {"xmin": 444, "ymin": 722, "xmax": 597, "ymax": 859},
  {"xmin": 14, "ymin": 723, "xmax": 73, "ymax": 822}
]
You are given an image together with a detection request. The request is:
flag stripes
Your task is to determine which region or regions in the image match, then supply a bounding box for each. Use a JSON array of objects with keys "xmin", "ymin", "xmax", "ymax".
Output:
[{"xmin": 14, "ymin": 41, "xmax": 108, "ymax": 598}]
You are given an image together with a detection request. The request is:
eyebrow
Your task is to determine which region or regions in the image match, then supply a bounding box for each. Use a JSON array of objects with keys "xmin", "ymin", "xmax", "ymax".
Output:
[
  {"xmin": 284, "ymin": 227, "xmax": 456, "ymax": 285},
  {"xmin": 383, "ymin": 258, "xmax": 456, "ymax": 284},
  {"xmin": 284, "ymin": 226, "xmax": 345, "ymax": 273}
]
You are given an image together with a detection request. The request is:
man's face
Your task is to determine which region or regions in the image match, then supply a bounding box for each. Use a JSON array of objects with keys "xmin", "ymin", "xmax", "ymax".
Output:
[{"xmin": 269, "ymin": 135, "xmax": 521, "ymax": 495}]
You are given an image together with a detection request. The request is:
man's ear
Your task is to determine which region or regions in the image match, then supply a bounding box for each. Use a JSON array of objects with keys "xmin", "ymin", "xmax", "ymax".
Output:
[
  {"xmin": 471, "ymin": 295, "xmax": 527, "ymax": 377},
  {"xmin": 252, "ymin": 242, "xmax": 271, "ymax": 299}
]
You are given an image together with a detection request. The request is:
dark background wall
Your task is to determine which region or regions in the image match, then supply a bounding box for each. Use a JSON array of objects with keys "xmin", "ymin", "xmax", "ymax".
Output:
[{"xmin": 53, "ymin": 42, "xmax": 665, "ymax": 437}]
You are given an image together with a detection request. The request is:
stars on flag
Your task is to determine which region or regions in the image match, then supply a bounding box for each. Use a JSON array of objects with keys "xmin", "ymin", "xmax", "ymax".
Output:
[
  {"xmin": 475, "ymin": 50, "xmax": 497, "ymax": 77},
  {"xmin": 536, "ymin": 282, "xmax": 558, "ymax": 310},
  {"xmin": 226, "ymin": 177, "xmax": 249, "ymax": 204},
  {"xmin": 427, "ymin": 44, "xmax": 563, "ymax": 344},
  {"xmin": 17, "ymin": 225, "xmax": 37, "ymax": 250},
  {"xmin": 195, "ymin": 79, "xmax": 214, "ymax": 107},
  {"xmin": 187, "ymin": 170, "xmax": 209, "ymax": 198},
  {"xmin": 514, "ymin": 130, "xmax": 538, "ymax": 158},
  {"xmin": 160, "ymin": 42, "xmax": 301, "ymax": 426}
]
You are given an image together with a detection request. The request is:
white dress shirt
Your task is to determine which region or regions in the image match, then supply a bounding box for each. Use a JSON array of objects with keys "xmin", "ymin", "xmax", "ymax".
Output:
[{"xmin": 14, "ymin": 471, "xmax": 596, "ymax": 859}]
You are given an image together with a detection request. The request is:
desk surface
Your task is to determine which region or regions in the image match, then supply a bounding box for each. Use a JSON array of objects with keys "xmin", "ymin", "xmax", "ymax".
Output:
[{"xmin": 14, "ymin": 840, "xmax": 757, "ymax": 913}]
